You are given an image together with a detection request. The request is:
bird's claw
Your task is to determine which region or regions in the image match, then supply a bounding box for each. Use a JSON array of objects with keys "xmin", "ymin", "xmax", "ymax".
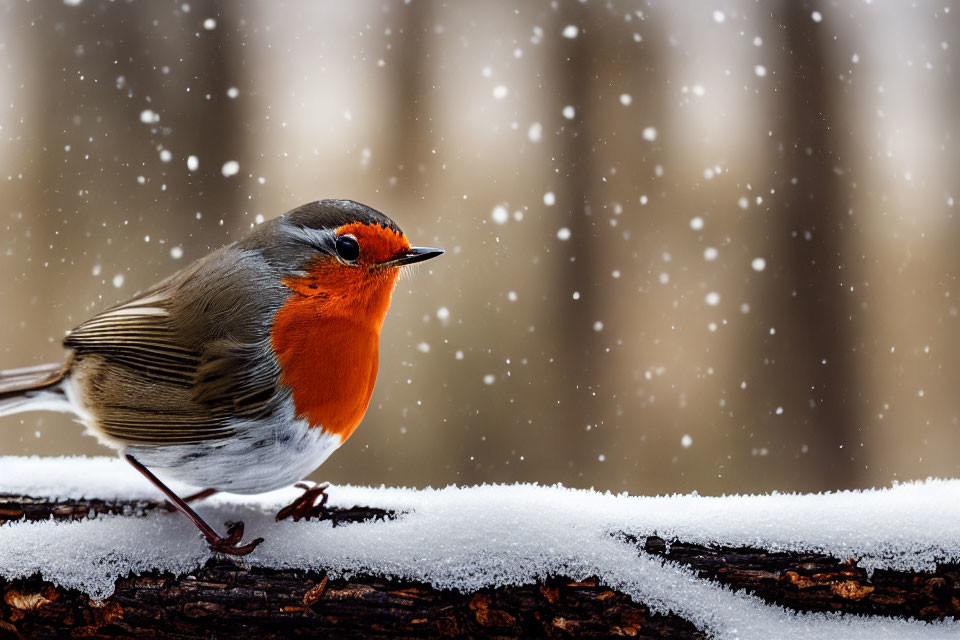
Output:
[
  {"xmin": 206, "ymin": 520, "xmax": 264, "ymax": 556},
  {"xmin": 276, "ymin": 482, "xmax": 330, "ymax": 522}
]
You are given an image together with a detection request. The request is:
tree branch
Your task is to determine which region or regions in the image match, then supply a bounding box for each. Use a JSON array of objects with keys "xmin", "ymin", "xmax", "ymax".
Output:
[{"xmin": 2, "ymin": 495, "xmax": 957, "ymax": 638}]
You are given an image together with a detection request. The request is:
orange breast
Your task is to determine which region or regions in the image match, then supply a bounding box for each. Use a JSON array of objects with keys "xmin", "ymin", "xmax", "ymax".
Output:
[{"xmin": 270, "ymin": 261, "xmax": 398, "ymax": 443}]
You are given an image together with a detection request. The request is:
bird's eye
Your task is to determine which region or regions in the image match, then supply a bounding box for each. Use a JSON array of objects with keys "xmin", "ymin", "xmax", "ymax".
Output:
[{"xmin": 335, "ymin": 234, "xmax": 360, "ymax": 262}]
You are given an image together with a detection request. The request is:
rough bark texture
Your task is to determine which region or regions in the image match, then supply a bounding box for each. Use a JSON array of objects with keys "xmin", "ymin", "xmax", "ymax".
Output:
[{"xmin": 2, "ymin": 495, "xmax": 958, "ymax": 638}]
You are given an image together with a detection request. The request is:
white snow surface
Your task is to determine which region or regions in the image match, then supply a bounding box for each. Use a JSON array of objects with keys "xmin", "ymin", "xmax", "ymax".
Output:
[{"xmin": 1, "ymin": 457, "xmax": 959, "ymax": 639}]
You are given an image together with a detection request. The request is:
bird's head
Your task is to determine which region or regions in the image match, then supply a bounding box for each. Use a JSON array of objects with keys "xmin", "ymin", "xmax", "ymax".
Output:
[{"xmin": 243, "ymin": 200, "xmax": 442, "ymax": 327}]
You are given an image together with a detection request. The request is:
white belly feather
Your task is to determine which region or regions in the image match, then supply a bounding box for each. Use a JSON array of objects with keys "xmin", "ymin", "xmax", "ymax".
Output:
[{"xmin": 62, "ymin": 377, "xmax": 340, "ymax": 494}]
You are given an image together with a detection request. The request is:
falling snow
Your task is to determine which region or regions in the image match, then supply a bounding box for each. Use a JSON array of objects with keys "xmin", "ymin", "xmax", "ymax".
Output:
[
  {"xmin": 527, "ymin": 122, "xmax": 543, "ymax": 142},
  {"xmin": 221, "ymin": 160, "xmax": 240, "ymax": 177}
]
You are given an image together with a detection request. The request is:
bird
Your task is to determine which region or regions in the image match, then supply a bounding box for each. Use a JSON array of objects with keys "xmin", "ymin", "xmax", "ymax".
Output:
[{"xmin": 0, "ymin": 199, "xmax": 443, "ymax": 555}]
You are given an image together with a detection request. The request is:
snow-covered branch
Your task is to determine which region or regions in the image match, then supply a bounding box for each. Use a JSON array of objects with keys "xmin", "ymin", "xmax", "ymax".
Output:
[{"xmin": 1, "ymin": 457, "xmax": 959, "ymax": 639}]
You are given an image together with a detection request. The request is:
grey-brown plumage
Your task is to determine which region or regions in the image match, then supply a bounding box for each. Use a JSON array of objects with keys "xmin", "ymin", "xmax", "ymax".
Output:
[
  {"xmin": 0, "ymin": 199, "xmax": 442, "ymax": 554},
  {"xmin": 60, "ymin": 199, "xmax": 400, "ymax": 447}
]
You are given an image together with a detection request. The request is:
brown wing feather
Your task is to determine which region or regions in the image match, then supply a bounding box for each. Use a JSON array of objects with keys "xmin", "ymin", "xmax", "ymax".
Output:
[
  {"xmin": 64, "ymin": 249, "xmax": 289, "ymax": 446},
  {"xmin": 0, "ymin": 362, "xmax": 68, "ymax": 398}
]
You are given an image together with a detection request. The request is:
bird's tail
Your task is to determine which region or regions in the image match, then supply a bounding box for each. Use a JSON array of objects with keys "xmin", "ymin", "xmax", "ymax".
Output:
[{"xmin": 0, "ymin": 362, "xmax": 73, "ymax": 418}]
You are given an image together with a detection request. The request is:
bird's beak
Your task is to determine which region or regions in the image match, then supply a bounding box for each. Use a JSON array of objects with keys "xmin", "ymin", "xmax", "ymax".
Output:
[{"xmin": 377, "ymin": 246, "xmax": 444, "ymax": 269}]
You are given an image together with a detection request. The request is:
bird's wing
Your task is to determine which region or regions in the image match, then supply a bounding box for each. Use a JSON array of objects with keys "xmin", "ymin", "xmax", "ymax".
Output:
[
  {"xmin": 64, "ymin": 291, "xmax": 201, "ymax": 387},
  {"xmin": 64, "ymin": 256, "xmax": 287, "ymax": 445}
]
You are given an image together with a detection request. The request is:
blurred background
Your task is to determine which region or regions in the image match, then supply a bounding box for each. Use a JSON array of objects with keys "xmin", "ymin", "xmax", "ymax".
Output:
[{"xmin": 1, "ymin": 0, "xmax": 958, "ymax": 496}]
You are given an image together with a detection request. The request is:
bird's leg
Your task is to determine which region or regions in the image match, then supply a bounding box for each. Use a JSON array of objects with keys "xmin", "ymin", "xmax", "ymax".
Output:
[
  {"xmin": 161, "ymin": 487, "xmax": 219, "ymax": 513},
  {"xmin": 276, "ymin": 482, "xmax": 329, "ymax": 522},
  {"xmin": 183, "ymin": 487, "xmax": 220, "ymax": 503},
  {"xmin": 125, "ymin": 454, "xmax": 263, "ymax": 556}
]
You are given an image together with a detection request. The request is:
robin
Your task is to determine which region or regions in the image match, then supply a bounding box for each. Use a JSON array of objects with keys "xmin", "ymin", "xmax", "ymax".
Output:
[{"xmin": 0, "ymin": 199, "xmax": 443, "ymax": 555}]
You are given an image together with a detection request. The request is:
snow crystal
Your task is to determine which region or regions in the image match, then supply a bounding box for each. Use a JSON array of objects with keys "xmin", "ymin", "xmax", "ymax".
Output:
[
  {"xmin": 751, "ymin": 257, "xmax": 767, "ymax": 272},
  {"xmin": 186, "ymin": 155, "xmax": 199, "ymax": 171},
  {"xmin": 436, "ymin": 307, "xmax": 450, "ymax": 322},
  {"xmin": 619, "ymin": 93, "xmax": 632, "ymax": 106},
  {"xmin": 170, "ymin": 246, "xmax": 183, "ymax": 260},
  {"xmin": 738, "ymin": 196, "xmax": 749, "ymax": 209},
  {"xmin": 491, "ymin": 204, "xmax": 509, "ymax": 225},
  {"xmin": 753, "ymin": 36, "xmax": 763, "ymax": 47},
  {"xmin": 705, "ymin": 291, "xmax": 720, "ymax": 306},
  {"xmin": 704, "ymin": 247, "xmax": 718, "ymax": 261},
  {"xmin": 811, "ymin": 10, "xmax": 823, "ymax": 23},
  {"xmin": 556, "ymin": 227, "xmax": 571, "ymax": 241},
  {"xmin": 642, "ymin": 126, "xmax": 657, "ymax": 142},
  {"xmin": 492, "ymin": 85, "xmax": 508, "ymax": 99},
  {"xmin": 63, "ymin": 0, "xmax": 82, "ymax": 5},
  {"xmin": 543, "ymin": 191, "xmax": 556, "ymax": 206},
  {"xmin": 159, "ymin": 149, "xmax": 172, "ymax": 163},
  {"xmin": 482, "ymin": 374, "xmax": 495, "ymax": 385},
  {"xmin": 527, "ymin": 122, "xmax": 543, "ymax": 142},
  {"xmin": 139, "ymin": 109, "xmax": 158, "ymax": 124},
  {"xmin": 221, "ymin": 160, "xmax": 240, "ymax": 177},
  {"xmin": 416, "ymin": 342, "xmax": 430, "ymax": 354},
  {"xmin": 254, "ymin": 214, "xmax": 265, "ymax": 225},
  {"xmin": 681, "ymin": 434, "xmax": 693, "ymax": 448},
  {"xmin": 507, "ymin": 291, "xmax": 518, "ymax": 302},
  {"xmin": 562, "ymin": 25, "xmax": 579, "ymax": 39},
  {"xmin": 689, "ymin": 216, "xmax": 704, "ymax": 231},
  {"xmin": 226, "ymin": 86, "xmax": 239, "ymax": 99},
  {"xmin": 754, "ymin": 64, "xmax": 767, "ymax": 77},
  {"xmin": 592, "ymin": 321, "xmax": 603, "ymax": 332},
  {"xmin": 712, "ymin": 9, "xmax": 725, "ymax": 23},
  {"xmin": 3, "ymin": 457, "xmax": 959, "ymax": 639},
  {"xmin": 112, "ymin": 274, "xmax": 124, "ymax": 288},
  {"xmin": 562, "ymin": 105, "xmax": 575, "ymax": 120},
  {"xmin": 203, "ymin": 17, "xmax": 216, "ymax": 30}
]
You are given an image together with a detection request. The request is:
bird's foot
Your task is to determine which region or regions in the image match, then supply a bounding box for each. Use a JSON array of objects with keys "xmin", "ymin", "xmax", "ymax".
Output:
[
  {"xmin": 206, "ymin": 521, "xmax": 264, "ymax": 556},
  {"xmin": 276, "ymin": 482, "xmax": 329, "ymax": 522}
]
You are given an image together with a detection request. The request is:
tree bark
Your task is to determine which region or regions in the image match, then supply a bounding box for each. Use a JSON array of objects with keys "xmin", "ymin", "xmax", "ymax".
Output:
[{"xmin": 2, "ymin": 495, "xmax": 957, "ymax": 638}]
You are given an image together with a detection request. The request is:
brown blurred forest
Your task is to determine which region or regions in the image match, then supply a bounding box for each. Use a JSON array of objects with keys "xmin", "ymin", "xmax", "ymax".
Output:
[{"xmin": 0, "ymin": 1, "xmax": 958, "ymax": 495}]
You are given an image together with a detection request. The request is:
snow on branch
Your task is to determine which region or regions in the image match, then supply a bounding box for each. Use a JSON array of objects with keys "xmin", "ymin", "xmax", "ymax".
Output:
[{"xmin": 1, "ymin": 456, "xmax": 960, "ymax": 639}]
